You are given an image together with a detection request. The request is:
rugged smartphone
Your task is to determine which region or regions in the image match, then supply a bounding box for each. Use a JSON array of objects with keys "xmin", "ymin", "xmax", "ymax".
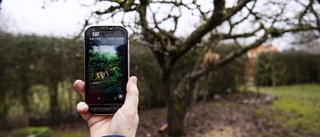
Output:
[{"xmin": 84, "ymin": 25, "xmax": 129, "ymax": 114}]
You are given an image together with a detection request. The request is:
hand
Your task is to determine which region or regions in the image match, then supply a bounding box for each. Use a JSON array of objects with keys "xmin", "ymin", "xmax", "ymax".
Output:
[{"xmin": 74, "ymin": 76, "xmax": 139, "ymax": 137}]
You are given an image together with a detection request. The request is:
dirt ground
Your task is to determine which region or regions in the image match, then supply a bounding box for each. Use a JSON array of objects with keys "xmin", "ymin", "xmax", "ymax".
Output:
[{"xmin": 137, "ymin": 91, "xmax": 277, "ymax": 137}]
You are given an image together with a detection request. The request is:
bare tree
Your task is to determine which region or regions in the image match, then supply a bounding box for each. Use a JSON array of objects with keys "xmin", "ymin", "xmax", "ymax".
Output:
[
  {"xmin": 0, "ymin": 0, "xmax": 2, "ymax": 10},
  {"xmin": 48, "ymin": 0, "xmax": 320, "ymax": 136}
]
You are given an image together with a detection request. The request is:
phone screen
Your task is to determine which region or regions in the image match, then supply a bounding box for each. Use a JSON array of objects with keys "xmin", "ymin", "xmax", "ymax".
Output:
[{"xmin": 84, "ymin": 26, "xmax": 128, "ymax": 110}]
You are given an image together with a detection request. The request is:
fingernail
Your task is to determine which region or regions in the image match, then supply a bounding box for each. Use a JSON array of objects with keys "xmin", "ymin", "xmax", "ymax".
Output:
[
  {"xmin": 131, "ymin": 76, "xmax": 137, "ymax": 85},
  {"xmin": 77, "ymin": 102, "xmax": 85, "ymax": 111},
  {"xmin": 80, "ymin": 104, "xmax": 85, "ymax": 111}
]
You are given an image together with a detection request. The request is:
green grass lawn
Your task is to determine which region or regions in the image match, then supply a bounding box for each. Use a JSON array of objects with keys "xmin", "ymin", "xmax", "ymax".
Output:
[{"xmin": 256, "ymin": 84, "xmax": 320, "ymax": 136}]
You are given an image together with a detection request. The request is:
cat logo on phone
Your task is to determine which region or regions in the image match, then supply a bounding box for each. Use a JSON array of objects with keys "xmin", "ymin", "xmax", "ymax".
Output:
[{"xmin": 92, "ymin": 32, "xmax": 100, "ymax": 36}]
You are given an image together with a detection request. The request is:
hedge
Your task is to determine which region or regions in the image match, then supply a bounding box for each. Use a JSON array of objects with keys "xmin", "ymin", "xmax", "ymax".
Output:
[{"xmin": 255, "ymin": 50, "xmax": 320, "ymax": 86}]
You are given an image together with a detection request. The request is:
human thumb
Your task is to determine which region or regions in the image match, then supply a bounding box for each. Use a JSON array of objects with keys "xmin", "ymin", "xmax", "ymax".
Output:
[{"xmin": 124, "ymin": 76, "xmax": 139, "ymax": 109}]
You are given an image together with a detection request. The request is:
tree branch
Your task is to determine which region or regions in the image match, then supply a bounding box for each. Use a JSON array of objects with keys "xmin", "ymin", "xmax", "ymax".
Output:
[
  {"xmin": 172, "ymin": 0, "xmax": 252, "ymax": 66},
  {"xmin": 183, "ymin": 23, "xmax": 320, "ymax": 86},
  {"xmin": 218, "ymin": 24, "xmax": 264, "ymax": 39},
  {"xmin": 309, "ymin": 1, "xmax": 320, "ymax": 32}
]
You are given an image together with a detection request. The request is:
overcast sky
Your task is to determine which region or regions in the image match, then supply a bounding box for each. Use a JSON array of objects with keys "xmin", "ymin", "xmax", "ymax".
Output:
[
  {"xmin": 0, "ymin": 0, "xmax": 202, "ymax": 37},
  {"xmin": 0, "ymin": 0, "xmax": 319, "ymax": 51},
  {"xmin": 0, "ymin": 0, "xmax": 209, "ymax": 37},
  {"xmin": 0, "ymin": 0, "xmax": 91, "ymax": 37}
]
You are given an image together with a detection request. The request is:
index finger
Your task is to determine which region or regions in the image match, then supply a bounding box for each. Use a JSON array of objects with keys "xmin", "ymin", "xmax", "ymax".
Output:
[{"xmin": 74, "ymin": 80, "xmax": 85, "ymax": 98}]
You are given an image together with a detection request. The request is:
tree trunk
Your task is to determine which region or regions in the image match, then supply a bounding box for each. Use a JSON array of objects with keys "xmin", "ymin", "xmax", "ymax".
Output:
[
  {"xmin": 49, "ymin": 82, "xmax": 60, "ymax": 125},
  {"xmin": 161, "ymin": 68, "xmax": 186, "ymax": 136},
  {"xmin": 0, "ymin": 87, "xmax": 8, "ymax": 129},
  {"xmin": 167, "ymin": 97, "xmax": 186, "ymax": 136},
  {"xmin": 21, "ymin": 85, "xmax": 31, "ymax": 114},
  {"xmin": 20, "ymin": 74, "xmax": 31, "ymax": 126},
  {"xmin": 161, "ymin": 69, "xmax": 196, "ymax": 136}
]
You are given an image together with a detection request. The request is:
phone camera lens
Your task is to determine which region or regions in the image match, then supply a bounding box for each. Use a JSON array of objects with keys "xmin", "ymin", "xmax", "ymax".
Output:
[{"xmin": 118, "ymin": 94, "xmax": 124, "ymax": 100}]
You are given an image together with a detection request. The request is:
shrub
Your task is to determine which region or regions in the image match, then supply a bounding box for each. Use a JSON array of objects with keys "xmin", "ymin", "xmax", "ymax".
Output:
[
  {"xmin": 207, "ymin": 44, "xmax": 246, "ymax": 96},
  {"xmin": 188, "ymin": 43, "xmax": 247, "ymax": 100},
  {"xmin": 255, "ymin": 50, "xmax": 320, "ymax": 86},
  {"xmin": 130, "ymin": 44, "xmax": 165, "ymax": 109}
]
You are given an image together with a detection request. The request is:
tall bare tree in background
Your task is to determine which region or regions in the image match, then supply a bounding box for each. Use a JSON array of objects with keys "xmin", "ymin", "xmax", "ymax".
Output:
[
  {"xmin": 0, "ymin": 13, "xmax": 12, "ymax": 128},
  {"xmin": 53, "ymin": 0, "xmax": 320, "ymax": 136}
]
